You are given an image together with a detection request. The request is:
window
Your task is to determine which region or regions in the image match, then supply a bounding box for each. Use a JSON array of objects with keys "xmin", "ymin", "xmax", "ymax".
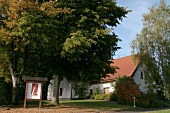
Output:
[
  {"xmin": 140, "ymin": 72, "xmax": 143, "ymax": 79},
  {"xmin": 104, "ymin": 87, "xmax": 109, "ymax": 94},
  {"xmin": 89, "ymin": 89, "xmax": 93, "ymax": 95},
  {"xmin": 59, "ymin": 88, "xmax": 63, "ymax": 96}
]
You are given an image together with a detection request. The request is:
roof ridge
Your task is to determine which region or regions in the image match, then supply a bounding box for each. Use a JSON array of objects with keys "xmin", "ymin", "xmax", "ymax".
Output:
[{"xmin": 113, "ymin": 55, "xmax": 131, "ymax": 60}]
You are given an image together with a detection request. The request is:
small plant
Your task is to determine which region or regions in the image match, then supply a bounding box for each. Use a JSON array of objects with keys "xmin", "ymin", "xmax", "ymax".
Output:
[{"xmin": 90, "ymin": 87, "xmax": 100, "ymax": 99}]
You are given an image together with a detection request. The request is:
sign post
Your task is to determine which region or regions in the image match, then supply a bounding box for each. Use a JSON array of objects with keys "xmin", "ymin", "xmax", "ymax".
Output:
[
  {"xmin": 22, "ymin": 76, "xmax": 47, "ymax": 108},
  {"xmin": 133, "ymin": 97, "xmax": 136, "ymax": 107}
]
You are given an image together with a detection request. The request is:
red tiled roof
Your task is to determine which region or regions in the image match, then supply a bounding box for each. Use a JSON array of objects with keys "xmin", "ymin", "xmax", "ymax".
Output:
[{"xmin": 101, "ymin": 55, "xmax": 139, "ymax": 82}]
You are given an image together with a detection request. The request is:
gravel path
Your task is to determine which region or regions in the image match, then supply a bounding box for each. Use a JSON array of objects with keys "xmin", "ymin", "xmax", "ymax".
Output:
[
  {"xmin": 0, "ymin": 107, "xmax": 157, "ymax": 113},
  {"xmin": 1, "ymin": 106, "xmax": 170, "ymax": 113},
  {"xmin": 1, "ymin": 106, "xmax": 102, "ymax": 113}
]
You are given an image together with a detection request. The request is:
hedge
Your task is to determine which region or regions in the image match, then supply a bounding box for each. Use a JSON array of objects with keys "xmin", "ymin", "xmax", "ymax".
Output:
[{"xmin": 0, "ymin": 77, "xmax": 12, "ymax": 105}]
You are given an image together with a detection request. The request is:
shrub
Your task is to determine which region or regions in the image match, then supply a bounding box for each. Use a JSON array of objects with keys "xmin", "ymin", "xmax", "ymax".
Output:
[
  {"xmin": 95, "ymin": 94, "xmax": 107, "ymax": 100},
  {"xmin": 90, "ymin": 93, "xmax": 96, "ymax": 99},
  {"xmin": 136, "ymin": 93, "xmax": 170, "ymax": 108},
  {"xmin": 115, "ymin": 76, "xmax": 141, "ymax": 104},
  {"xmin": 90, "ymin": 88, "xmax": 100, "ymax": 99},
  {"xmin": 94, "ymin": 93, "xmax": 117, "ymax": 101},
  {"xmin": 0, "ymin": 77, "xmax": 12, "ymax": 105},
  {"xmin": 107, "ymin": 92, "xmax": 117, "ymax": 101},
  {"xmin": 72, "ymin": 82, "xmax": 89, "ymax": 99}
]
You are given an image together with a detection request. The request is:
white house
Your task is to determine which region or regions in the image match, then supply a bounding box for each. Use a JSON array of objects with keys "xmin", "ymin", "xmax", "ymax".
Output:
[
  {"xmin": 47, "ymin": 77, "xmax": 77, "ymax": 100},
  {"xmin": 88, "ymin": 55, "xmax": 147, "ymax": 95},
  {"xmin": 47, "ymin": 55, "xmax": 147, "ymax": 100}
]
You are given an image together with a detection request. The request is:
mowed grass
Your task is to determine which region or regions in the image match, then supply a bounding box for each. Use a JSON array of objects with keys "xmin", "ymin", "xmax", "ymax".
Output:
[
  {"xmin": 59, "ymin": 100, "xmax": 140, "ymax": 111},
  {"xmin": 145, "ymin": 109, "xmax": 170, "ymax": 113},
  {"xmin": 22, "ymin": 99, "xmax": 140, "ymax": 111},
  {"xmin": 1, "ymin": 100, "xmax": 170, "ymax": 112}
]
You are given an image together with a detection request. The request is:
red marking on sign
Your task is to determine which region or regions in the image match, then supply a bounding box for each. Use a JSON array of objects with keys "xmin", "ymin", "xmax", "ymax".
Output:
[{"xmin": 31, "ymin": 83, "xmax": 38, "ymax": 96}]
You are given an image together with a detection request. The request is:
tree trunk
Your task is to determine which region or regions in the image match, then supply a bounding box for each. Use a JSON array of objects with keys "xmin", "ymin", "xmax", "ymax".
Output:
[
  {"xmin": 52, "ymin": 75, "xmax": 60, "ymax": 105},
  {"xmin": 11, "ymin": 68, "xmax": 19, "ymax": 105}
]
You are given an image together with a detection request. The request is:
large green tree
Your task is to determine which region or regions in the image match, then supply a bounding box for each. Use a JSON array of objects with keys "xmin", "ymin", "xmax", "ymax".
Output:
[
  {"xmin": 0, "ymin": 0, "xmax": 129, "ymax": 105},
  {"xmin": 54, "ymin": 0, "xmax": 129, "ymax": 82},
  {"xmin": 131, "ymin": 0, "xmax": 170, "ymax": 99},
  {"xmin": 0, "ymin": 0, "xmax": 70, "ymax": 104},
  {"xmin": 0, "ymin": 0, "xmax": 40, "ymax": 105},
  {"xmin": 22, "ymin": 0, "xmax": 129, "ymax": 105},
  {"xmin": 49, "ymin": 0, "xmax": 129, "ymax": 104}
]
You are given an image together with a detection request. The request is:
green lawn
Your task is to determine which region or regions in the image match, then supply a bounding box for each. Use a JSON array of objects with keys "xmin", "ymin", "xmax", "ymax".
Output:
[
  {"xmin": 145, "ymin": 109, "xmax": 170, "ymax": 113},
  {"xmin": 1, "ymin": 99, "xmax": 170, "ymax": 112},
  {"xmin": 60, "ymin": 100, "xmax": 141, "ymax": 111},
  {"xmin": 23, "ymin": 99, "xmax": 141, "ymax": 111}
]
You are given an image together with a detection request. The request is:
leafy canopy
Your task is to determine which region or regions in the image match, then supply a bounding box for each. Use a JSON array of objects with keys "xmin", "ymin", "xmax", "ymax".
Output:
[{"xmin": 131, "ymin": 0, "xmax": 170, "ymax": 98}]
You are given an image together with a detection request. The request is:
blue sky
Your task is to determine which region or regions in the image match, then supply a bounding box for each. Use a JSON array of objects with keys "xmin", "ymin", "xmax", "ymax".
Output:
[{"xmin": 113, "ymin": 0, "xmax": 170, "ymax": 59}]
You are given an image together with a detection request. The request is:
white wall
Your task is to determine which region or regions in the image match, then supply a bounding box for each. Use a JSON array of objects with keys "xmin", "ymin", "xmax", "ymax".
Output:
[
  {"xmin": 88, "ymin": 82, "xmax": 116, "ymax": 94},
  {"xmin": 47, "ymin": 66, "xmax": 148, "ymax": 100},
  {"xmin": 132, "ymin": 67, "xmax": 147, "ymax": 93},
  {"xmin": 47, "ymin": 83, "xmax": 52, "ymax": 100},
  {"xmin": 47, "ymin": 78, "xmax": 76, "ymax": 100},
  {"xmin": 59, "ymin": 78, "xmax": 72, "ymax": 100},
  {"xmin": 87, "ymin": 66, "xmax": 148, "ymax": 95}
]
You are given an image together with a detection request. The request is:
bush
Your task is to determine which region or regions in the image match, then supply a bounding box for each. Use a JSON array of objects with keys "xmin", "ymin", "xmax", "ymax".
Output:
[
  {"xmin": 136, "ymin": 93, "xmax": 170, "ymax": 108},
  {"xmin": 72, "ymin": 82, "xmax": 89, "ymax": 99},
  {"xmin": 107, "ymin": 92, "xmax": 117, "ymax": 101},
  {"xmin": 115, "ymin": 76, "xmax": 141, "ymax": 104},
  {"xmin": 0, "ymin": 77, "xmax": 12, "ymax": 105},
  {"xmin": 90, "ymin": 88, "xmax": 100, "ymax": 99},
  {"xmin": 90, "ymin": 93, "xmax": 96, "ymax": 99},
  {"xmin": 95, "ymin": 94, "xmax": 107, "ymax": 100},
  {"xmin": 94, "ymin": 93, "xmax": 117, "ymax": 101}
]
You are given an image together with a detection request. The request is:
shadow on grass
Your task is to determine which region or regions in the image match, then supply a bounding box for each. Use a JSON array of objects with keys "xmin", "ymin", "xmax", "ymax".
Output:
[
  {"xmin": 60, "ymin": 100, "xmax": 140, "ymax": 111},
  {"xmin": 60, "ymin": 100, "xmax": 170, "ymax": 112},
  {"xmin": 2, "ymin": 99, "xmax": 170, "ymax": 112},
  {"xmin": 1, "ymin": 99, "xmax": 138, "ymax": 112},
  {"xmin": 1, "ymin": 100, "xmax": 54, "ymax": 108}
]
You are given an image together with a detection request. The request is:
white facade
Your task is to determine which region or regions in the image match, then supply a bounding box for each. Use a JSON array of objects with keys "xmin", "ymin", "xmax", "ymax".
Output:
[
  {"xmin": 88, "ymin": 66, "xmax": 147, "ymax": 95},
  {"xmin": 47, "ymin": 66, "xmax": 147, "ymax": 100},
  {"xmin": 132, "ymin": 67, "xmax": 147, "ymax": 93},
  {"xmin": 47, "ymin": 78, "xmax": 76, "ymax": 100},
  {"xmin": 88, "ymin": 82, "xmax": 116, "ymax": 95}
]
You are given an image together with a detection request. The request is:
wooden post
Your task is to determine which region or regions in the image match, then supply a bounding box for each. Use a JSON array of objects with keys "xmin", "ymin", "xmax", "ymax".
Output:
[
  {"xmin": 39, "ymin": 83, "xmax": 43, "ymax": 108},
  {"xmin": 24, "ymin": 82, "xmax": 28, "ymax": 108}
]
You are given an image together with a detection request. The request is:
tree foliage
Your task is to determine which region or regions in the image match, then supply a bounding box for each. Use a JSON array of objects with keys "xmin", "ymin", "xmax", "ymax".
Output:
[
  {"xmin": 0, "ymin": 0, "xmax": 129, "ymax": 105},
  {"xmin": 131, "ymin": 0, "xmax": 170, "ymax": 98},
  {"xmin": 53, "ymin": 0, "xmax": 129, "ymax": 81},
  {"xmin": 0, "ymin": 0, "xmax": 71, "ymax": 104},
  {"xmin": 72, "ymin": 81, "xmax": 89, "ymax": 99}
]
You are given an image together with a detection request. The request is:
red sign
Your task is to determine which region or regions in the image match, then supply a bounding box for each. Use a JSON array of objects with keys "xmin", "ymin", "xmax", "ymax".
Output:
[
  {"xmin": 31, "ymin": 83, "xmax": 38, "ymax": 96},
  {"xmin": 27, "ymin": 82, "xmax": 41, "ymax": 99}
]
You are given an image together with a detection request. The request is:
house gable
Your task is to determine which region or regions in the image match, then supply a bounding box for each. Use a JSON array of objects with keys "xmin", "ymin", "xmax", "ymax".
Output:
[
  {"xmin": 102, "ymin": 55, "xmax": 139, "ymax": 82},
  {"xmin": 89, "ymin": 55, "xmax": 147, "ymax": 95}
]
